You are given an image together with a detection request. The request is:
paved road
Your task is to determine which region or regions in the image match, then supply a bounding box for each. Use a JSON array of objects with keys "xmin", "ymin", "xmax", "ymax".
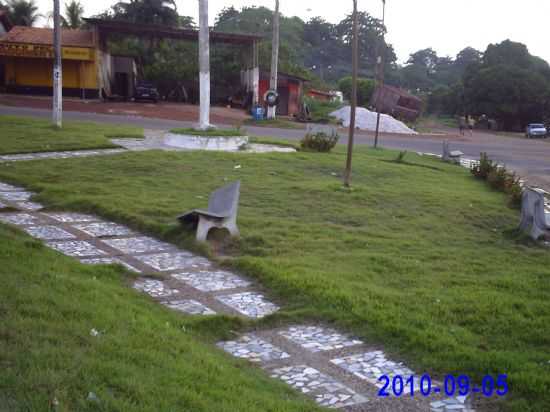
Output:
[{"xmin": 2, "ymin": 105, "xmax": 549, "ymax": 190}]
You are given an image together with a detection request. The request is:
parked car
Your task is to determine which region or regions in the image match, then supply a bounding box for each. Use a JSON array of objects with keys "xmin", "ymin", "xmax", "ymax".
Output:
[
  {"xmin": 134, "ymin": 82, "xmax": 159, "ymax": 103},
  {"xmin": 525, "ymin": 123, "xmax": 547, "ymax": 138}
]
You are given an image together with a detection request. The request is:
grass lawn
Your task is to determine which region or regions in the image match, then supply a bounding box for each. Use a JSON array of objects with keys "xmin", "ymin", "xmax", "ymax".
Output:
[
  {"xmin": 0, "ymin": 140, "xmax": 549, "ymax": 411},
  {"xmin": 0, "ymin": 223, "xmax": 322, "ymax": 412},
  {"xmin": 0, "ymin": 115, "xmax": 144, "ymax": 155},
  {"xmin": 243, "ymin": 118, "xmax": 306, "ymax": 130}
]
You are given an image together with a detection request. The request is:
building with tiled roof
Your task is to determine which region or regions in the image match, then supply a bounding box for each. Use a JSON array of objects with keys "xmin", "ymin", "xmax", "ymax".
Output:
[{"xmin": 0, "ymin": 25, "xmax": 101, "ymax": 98}]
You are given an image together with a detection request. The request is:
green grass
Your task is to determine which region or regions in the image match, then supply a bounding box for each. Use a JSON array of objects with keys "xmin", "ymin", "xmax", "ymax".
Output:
[
  {"xmin": 1, "ymin": 143, "xmax": 550, "ymax": 411},
  {"xmin": 249, "ymin": 136, "xmax": 300, "ymax": 149},
  {"xmin": 0, "ymin": 223, "xmax": 322, "ymax": 412},
  {"xmin": 170, "ymin": 127, "xmax": 245, "ymax": 137},
  {"xmin": 0, "ymin": 115, "xmax": 144, "ymax": 155},
  {"xmin": 243, "ymin": 118, "xmax": 305, "ymax": 130},
  {"xmin": 415, "ymin": 115, "xmax": 459, "ymax": 133}
]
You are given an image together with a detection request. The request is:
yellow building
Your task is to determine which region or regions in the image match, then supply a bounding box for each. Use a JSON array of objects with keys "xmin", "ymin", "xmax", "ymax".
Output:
[{"xmin": 0, "ymin": 26, "xmax": 100, "ymax": 98}]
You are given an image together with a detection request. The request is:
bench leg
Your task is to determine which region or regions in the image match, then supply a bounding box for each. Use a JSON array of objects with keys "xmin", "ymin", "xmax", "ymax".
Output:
[{"xmin": 196, "ymin": 218, "xmax": 215, "ymax": 242}]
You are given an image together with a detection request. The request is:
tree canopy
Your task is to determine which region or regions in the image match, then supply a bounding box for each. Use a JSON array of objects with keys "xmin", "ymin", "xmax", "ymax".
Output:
[{"xmin": 4, "ymin": 0, "xmax": 40, "ymax": 26}]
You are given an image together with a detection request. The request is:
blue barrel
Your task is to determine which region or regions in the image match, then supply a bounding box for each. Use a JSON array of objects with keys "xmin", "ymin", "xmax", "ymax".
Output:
[{"xmin": 252, "ymin": 106, "xmax": 265, "ymax": 121}]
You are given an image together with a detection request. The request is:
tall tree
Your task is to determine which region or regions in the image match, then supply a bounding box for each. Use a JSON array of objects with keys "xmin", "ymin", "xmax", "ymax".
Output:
[
  {"xmin": 6, "ymin": 0, "xmax": 40, "ymax": 26},
  {"xmin": 112, "ymin": 0, "xmax": 179, "ymax": 26},
  {"xmin": 62, "ymin": 0, "xmax": 84, "ymax": 29}
]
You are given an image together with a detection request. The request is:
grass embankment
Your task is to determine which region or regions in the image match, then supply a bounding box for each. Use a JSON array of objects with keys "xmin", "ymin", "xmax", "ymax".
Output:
[
  {"xmin": 0, "ymin": 115, "xmax": 144, "ymax": 155},
  {"xmin": 0, "ymin": 223, "xmax": 321, "ymax": 412},
  {"xmin": 1, "ymin": 134, "xmax": 549, "ymax": 411},
  {"xmin": 243, "ymin": 118, "xmax": 305, "ymax": 129},
  {"xmin": 170, "ymin": 127, "xmax": 245, "ymax": 137}
]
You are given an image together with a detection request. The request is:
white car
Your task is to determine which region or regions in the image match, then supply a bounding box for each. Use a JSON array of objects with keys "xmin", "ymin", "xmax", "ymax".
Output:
[{"xmin": 525, "ymin": 123, "xmax": 547, "ymax": 138}]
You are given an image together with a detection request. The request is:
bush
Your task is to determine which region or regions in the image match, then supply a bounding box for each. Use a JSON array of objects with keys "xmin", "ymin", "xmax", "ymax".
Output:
[
  {"xmin": 300, "ymin": 131, "xmax": 339, "ymax": 152},
  {"xmin": 338, "ymin": 77, "xmax": 375, "ymax": 107},
  {"xmin": 304, "ymin": 97, "xmax": 342, "ymax": 124},
  {"xmin": 471, "ymin": 152, "xmax": 523, "ymax": 208}
]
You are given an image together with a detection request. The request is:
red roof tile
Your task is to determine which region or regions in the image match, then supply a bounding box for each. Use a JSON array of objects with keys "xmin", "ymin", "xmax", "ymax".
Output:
[{"xmin": 0, "ymin": 26, "xmax": 94, "ymax": 48}]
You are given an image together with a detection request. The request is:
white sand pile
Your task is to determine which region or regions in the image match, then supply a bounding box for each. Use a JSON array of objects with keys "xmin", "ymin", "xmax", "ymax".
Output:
[{"xmin": 330, "ymin": 106, "xmax": 418, "ymax": 135}]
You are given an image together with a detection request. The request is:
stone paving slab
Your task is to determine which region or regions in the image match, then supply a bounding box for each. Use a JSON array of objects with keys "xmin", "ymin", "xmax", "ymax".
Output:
[
  {"xmin": 44, "ymin": 212, "xmax": 100, "ymax": 223},
  {"xmin": 162, "ymin": 299, "xmax": 216, "ymax": 316},
  {"xmin": 279, "ymin": 326, "xmax": 363, "ymax": 353},
  {"xmin": 24, "ymin": 225, "xmax": 77, "ymax": 240},
  {"xmin": 172, "ymin": 270, "xmax": 251, "ymax": 292},
  {"xmin": 15, "ymin": 201, "xmax": 44, "ymax": 211},
  {"xmin": 0, "ymin": 201, "xmax": 6, "ymax": 209},
  {"xmin": 46, "ymin": 240, "xmax": 108, "ymax": 257},
  {"xmin": 218, "ymin": 335, "xmax": 290, "ymax": 363},
  {"xmin": 430, "ymin": 397, "xmax": 473, "ymax": 412},
  {"xmin": 101, "ymin": 236, "xmax": 175, "ymax": 255},
  {"xmin": 134, "ymin": 251, "xmax": 207, "ymax": 272},
  {"xmin": 331, "ymin": 351, "xmax": 414, "ymax": 388},
  {"xmin": 133, "ymin": 278, "xmax": 180, "ymax": 298},
  {"xmin": 269, "ymin": 365, "xmax": 368, "ymax": 409},
  {"xmin": 0, "ymin": 182, "xmax": 23, "ymax": 191},
  {"xmin": 216, "ymin": 292, "xmax": 279, "ymax": 318},
  {"xmin": 73, "ymin": 222, "xmax": 133, "ymax": 238},
  {"xmin": 0, "ymin": 213, "xmax": 42, "ymax": 226},
  {"xmin": 79, "ymin": 257, "xmax": 141, "ymax": 273},
  {"xmin": 0, "ymin": 191, "xmax": 33, "ymax": 202}
]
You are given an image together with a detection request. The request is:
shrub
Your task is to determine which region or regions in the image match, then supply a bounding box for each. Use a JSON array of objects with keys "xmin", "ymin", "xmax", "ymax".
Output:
[
  {"xmin": 471, "ymin": 152, "xmax": 523, "ymax": 209},
  {"xmin": 304, "ymin": 97, "xmax": 342, "ymax": 124},
  {"xmin": 300, "ymin": 131, "xmax": 339, "ymax": 152},
  {"xmin": 395, "ymin": 151, "xmax": 407, "ymax": 163}
]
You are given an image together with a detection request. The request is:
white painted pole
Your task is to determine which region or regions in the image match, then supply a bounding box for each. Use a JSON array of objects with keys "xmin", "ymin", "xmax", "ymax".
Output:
[
  {"xmin": 52, "ymin": 0, "xmax": 62, "ymax": 128},
  {"xmin": 198, "ymin": 0, "xmax": 211, "ymax": 130},
  {"xmin": 267, "ymin": 0, "xmax": 280, "ymax": 119}
]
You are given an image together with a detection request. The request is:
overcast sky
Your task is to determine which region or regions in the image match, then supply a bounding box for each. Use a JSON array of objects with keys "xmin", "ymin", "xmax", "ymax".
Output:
[{"xmin": 34, "ymin": 0, "xmax": 550, "ymax": 64}]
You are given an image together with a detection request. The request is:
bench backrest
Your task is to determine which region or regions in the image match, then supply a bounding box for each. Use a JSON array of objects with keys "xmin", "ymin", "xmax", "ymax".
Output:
[
  {"xmin": 522, "ymin": 188, "xmax": 549, "ymax": 229},
  {"xmin": 207, "ymin": 181, "xmax": 241, "ymax": 218}
]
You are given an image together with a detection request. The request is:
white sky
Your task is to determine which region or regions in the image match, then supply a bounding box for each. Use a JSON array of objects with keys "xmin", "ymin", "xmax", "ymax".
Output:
[{"xmin": 34, "ymin": 0, "xmax": 550, "ymax": 64}]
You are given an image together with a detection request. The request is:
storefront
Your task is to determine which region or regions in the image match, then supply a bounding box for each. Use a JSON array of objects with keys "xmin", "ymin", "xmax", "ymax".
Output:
[{"xmin": 0, "ymin": 26, "xmax": 99, "ymax": 98}]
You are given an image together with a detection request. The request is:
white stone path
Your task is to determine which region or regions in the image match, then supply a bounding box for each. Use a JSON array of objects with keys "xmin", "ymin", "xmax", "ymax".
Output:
[{"xmin": 0, "ymin": 177, "xmax": 477, "ymax": 411}]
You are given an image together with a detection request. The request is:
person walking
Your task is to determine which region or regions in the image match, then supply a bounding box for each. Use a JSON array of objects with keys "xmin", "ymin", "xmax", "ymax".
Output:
[
  {"xmin": 459, "ymin": 116, "xmax": 466, "ymax": 136},
  {"xmin": 468, "ymin": 116, "xmax": 475, "ymax": 136}
]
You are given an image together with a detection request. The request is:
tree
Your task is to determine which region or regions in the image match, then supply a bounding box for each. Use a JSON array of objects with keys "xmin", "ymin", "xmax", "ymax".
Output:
[
  {"xmin": 6, "ymin": 0, "xmax": 40, "ymax": 26},
  {"xmin": 112, "ymin": 0, "xmax": 179, "ymax": 26},
  {"xmin": 337, "ymin": 11, "xmax": 396, "ymax": 78},
  {"xmin": 267, "ymin": 0, "xmax": 280, "ymax": 119},
  {"xmin": 62, "ymin": 0, "xmax": 84, "ymax": 29},
  {"xmin": 338, "ymin": 77, "xmax": 375, "ymax": 107}
]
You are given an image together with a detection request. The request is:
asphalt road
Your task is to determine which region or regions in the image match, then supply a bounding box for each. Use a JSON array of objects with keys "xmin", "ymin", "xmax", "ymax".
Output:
[{"xmin": 2, "ymin": 105, "xmax": 549, "ymax": 190}]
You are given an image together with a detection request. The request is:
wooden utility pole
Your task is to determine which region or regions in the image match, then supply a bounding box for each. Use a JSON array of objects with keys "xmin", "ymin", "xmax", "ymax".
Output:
[
  {"xmin": 344, "ymin": 0, "xmax": 359, "ymax": 187},
  {"xmin": 374, "ymin": 0, "xmax": 387, "ymax": 148},
  {"xmin": 52, "ymin": 0, "xmax": 62, "ymax": 128},
  {"xmin": 198, "ymin": 0, "xmax": 211, "ymax": 129},
  {"xmin": 267, "ymin": 0, "xmax": 280, "ymax": 119}
]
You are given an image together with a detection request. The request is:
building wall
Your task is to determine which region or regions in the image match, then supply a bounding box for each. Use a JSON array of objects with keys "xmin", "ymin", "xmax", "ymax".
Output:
[
  {"xmin": 259, "ymin": 78, "xmax": 302, "ymax": 117},
  {"xmin": 0, "ymin": 49, "xmax": 99, "ymax": 97}
]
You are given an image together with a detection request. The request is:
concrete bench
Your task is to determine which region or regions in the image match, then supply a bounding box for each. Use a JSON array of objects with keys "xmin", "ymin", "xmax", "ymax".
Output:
[
  {"xmin": 442, "ymin": 140, "xmax": 464, "ymax": 165},
  {"xmin": 178, "ymin": 181, "xmax": 241, "ymax": 242},
  {"xmin": 519, "ymin": 187, "xmax": 550, "ymax": 240}
]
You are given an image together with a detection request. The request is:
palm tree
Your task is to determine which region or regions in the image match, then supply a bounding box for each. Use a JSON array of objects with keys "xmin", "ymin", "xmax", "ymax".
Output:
[
  {"xmin": 7, "ymin": 0, "xmax": 40, "ymax": 26},
  {"xmin": 62, "ymin": 0, "xmax": 84, "ymax": 29}
]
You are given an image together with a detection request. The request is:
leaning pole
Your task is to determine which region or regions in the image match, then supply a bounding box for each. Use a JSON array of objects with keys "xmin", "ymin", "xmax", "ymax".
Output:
[
  {"xmin": 198, "ymin": 0, "xmax": 211, "ymax": 129},
  {"xmin": 52, "ymin": 0, "xmax": 62, "ymax": 128}
]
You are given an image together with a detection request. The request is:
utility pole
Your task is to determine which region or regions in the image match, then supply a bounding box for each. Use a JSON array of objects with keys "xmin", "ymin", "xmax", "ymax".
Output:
[
  {"xmin": 344, "ymin": 0, "xmax": 359, "ymax": 187},
  {"xmin": 198, "ymin": 0, "xmax": 211, "ymax": 129},
  {"xmin": 52, "ymin": 0, "xmax": 62, "ymax": 128},
  {"xmin": 373, "ymin": 0, "xmax": 387, "ymax": 148},
  {"xmin": 267, "ymin": 0, "xmax": 280, "ymax": 119}
]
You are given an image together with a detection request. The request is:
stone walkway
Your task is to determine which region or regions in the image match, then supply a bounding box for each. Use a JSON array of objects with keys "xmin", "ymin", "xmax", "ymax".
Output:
[{"xmin": 0, "ymin": 180, "xmax": 476, "ymax": 412}]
